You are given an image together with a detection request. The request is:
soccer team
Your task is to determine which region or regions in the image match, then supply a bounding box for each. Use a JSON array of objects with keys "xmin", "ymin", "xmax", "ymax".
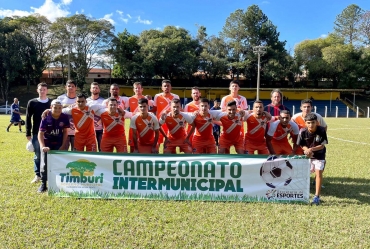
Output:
[{"xmin": 25, "ymin": 80, "xmax": 328, "ymax": 205}]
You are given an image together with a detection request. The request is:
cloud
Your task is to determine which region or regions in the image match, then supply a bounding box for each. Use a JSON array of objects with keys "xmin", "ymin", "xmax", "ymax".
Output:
[
  {"xmin": 127, "ymin": 14, "xmax": 132, "ymax": 19},
  {"xmin": 116, "ymin": 10, "xmax": 128, "ymax": 24},
  {"xmin": 0, "ymin": 0, "xmax": 71, "ymax": 21},
  {"xmin": 320, "ymin": 34, "xmax": 328, "ymax": 38},
  {"xmin": 102, "ymin": 13, "xmax": 115, "ymax": 25},
  {"xmin": 136, "ymin": 16, "xmax": 152, "ymax": 25},
  {"xmin": 261, "ymin": 1, "xmax": 270, "ymax": 4}
]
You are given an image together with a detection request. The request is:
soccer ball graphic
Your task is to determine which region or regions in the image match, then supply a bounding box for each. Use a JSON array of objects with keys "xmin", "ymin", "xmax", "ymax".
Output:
[{"xmin": 260, "ymin": 158, "xmax": 294, "ymax": 188}]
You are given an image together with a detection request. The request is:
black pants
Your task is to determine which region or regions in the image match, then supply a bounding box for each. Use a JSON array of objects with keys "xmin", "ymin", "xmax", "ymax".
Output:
[
  {"xmin": 41, "ymin": 143, "xmax": 61, "ymax": 183},
  {"xmin": 95, "ymin": 130, "xmax": 103, "ymax": 152}
]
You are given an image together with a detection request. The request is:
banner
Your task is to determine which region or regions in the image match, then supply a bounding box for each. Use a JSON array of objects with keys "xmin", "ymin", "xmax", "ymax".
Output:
[{"xmin": 48, "ymin": 151, "xmax": 310, "ymax": 203}]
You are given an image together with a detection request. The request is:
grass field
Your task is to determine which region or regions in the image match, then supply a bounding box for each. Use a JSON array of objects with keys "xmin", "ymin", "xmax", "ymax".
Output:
[{"xmin": 1, "ymin": 115, "xmax": 370, "ymax": 248}]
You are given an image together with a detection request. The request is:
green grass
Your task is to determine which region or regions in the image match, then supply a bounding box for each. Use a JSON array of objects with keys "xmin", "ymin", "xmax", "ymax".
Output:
[{"xmin": 1, "ymin": 115, "xmax": 370, "ymax": 248}]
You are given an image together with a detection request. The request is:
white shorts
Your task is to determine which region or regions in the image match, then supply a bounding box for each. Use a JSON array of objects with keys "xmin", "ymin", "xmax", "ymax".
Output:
[{"xmin": 310, "ymin": 159, "xmax": 326, "ymax": 173}]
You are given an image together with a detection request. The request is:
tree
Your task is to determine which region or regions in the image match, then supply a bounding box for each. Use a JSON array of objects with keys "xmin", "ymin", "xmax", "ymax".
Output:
[
  {"xmin": 197, "ymin": 26, "xmax": 229, "ymax": 80},
  {"xmin": 50, "ymin": 14, "xmax": 115, "ymax": 90},
  {"xmin": 294, "ymin": 34, "xmax": 362, "ymax": 88},
  {"xmin": 334, "ymin": 4, "xmax": 364, "ymax": 45},
  {"xmin": 322, "ymin": 44, "xmax": 360, "ymax": 88},
  {"xmin": 10, "ymin": 14, "xmax": 54, "ymax": 91},
  {"xmin": 221, "ymin": 5, "xmax": 288, "ymax": 84},
  {"xmin": 111, "ymin": 29, "xmax": 141, "ymax": 79},
  {"xmin": 359, "ymin": 10, "xmax": 370, "ymax": 45},
  {"xmin": 138, "ymin": 26, "xmax": 201, "ymax": 79},
  {"xmin": 0, "ymin": 18, "xmax": 38, "ymax": 101}
]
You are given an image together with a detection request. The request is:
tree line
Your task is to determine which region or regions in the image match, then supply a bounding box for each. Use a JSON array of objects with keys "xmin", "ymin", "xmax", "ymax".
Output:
[{"xmin": 1, "ymin": 4, "xmax": 370, "ymax": 101}]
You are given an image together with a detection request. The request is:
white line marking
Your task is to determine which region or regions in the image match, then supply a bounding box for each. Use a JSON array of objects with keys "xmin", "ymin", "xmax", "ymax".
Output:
[
  {"xmin": 329, "ymin": 128, "xmax": 370, "ymax": 130},
  {"xmin": 328, "ymin": 136, "xmax": 370, "ymax": 145}
]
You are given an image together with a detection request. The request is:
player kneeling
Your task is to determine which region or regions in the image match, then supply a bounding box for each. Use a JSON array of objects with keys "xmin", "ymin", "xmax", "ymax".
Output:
[{"xmin": 159, "ymin": 99, "xmax": 193, "ymax": 154}]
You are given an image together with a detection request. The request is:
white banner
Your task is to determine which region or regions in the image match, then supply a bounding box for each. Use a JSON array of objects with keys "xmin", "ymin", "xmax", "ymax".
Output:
[{"xmin": 48, "ymin": 152, "xmax": 310, "ymax": 203}]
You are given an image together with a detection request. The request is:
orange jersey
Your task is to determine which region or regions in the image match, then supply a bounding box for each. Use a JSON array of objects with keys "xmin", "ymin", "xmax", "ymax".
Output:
[
  {"xmin": 193, "ymin": 112, "xmax": 218, "ymax": 140},
  {"xmin": 128, "ymin": 95, "xmax": 144, "ymax": 115},
  {"xmin": 63, "ymin": 106, "xmax": 95, "ymax": 138},
  {"xmin": 213, "ymin": 111, "xmax": 244, "ymax": 140},
  {"xmin": 184, "ymin": 101, "xmax": 199, "ymax": 113},
  {"xmin": 267, "ymin": 120, "xmax": 299, "ymax": 143},
  {"xmin": 153, "ymin": 93, "xmax": 180, "ymax": 119},
  {"xmin": 291, "ymin": 112, "xmax": 327, "ymax": 130},
  {"xmin": 244, "ymin": 113, "xmax": 269, "ymax": 142},
  {"xmin": 130, "ymin": 113, "xmax": 159, "ymax": 145},
  {"xmin": 159, "ymin": 112, "xmax": 193, "ymax": 140},
  {"xmin": 97, "ymin": 110, "xmax": 132, "ymax": 137},
  {"xmin": 220, "ymin": 94, "xmax": 248, "ymax": 111}
]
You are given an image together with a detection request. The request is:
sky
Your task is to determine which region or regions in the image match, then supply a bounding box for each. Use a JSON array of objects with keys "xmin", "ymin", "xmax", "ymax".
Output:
[{"xmin": 1, "ymin": 0, "xmax": 370, "ymax": 53}]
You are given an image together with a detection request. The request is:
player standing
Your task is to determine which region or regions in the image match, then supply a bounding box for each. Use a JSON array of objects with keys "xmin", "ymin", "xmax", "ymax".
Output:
[
  {"xmin": 266, "ymin": 110, "xmax": 299, "ymax": 155},
  {"xmin": 130, "ymin": 98, "xmax": 160, "ymax": 154},
  {"xmin": 220, "ymin": 80, "xmax": 248, "ymax": 111},
  {"xmin": 151, "ymin": 80, "xmax": 180, "ymax": 145},
  {"xmin": 184, "ymin": 86, "xmax": 201, "ymax": 146},
  {"xmin": 102, "ymin": 83, "xmax": 129, "ymax": 110},
  {"xmin": 127, "ymin": 82, "xmax": 146, "ymax": 152},
  {"xmin": 297, "ymin": 113, "xmax": 328, "ymax": 205},
  {"xmin": 159, "ymin": 99, "xmax": 193, "ymax": 154},
  {"xmin": 291, "ymin": 99, "xmax": 327, "ymax": 155},
  {"xmin": 86, "ymin": 82, "xmax": 105, "ymax": 151},
  {"xmin": 57, "ymin": 80, "xmax": 77, "ymax": 150}
]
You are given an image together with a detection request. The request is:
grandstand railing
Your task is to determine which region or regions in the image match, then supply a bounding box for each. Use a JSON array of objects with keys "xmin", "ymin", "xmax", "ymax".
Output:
[{"xmin": 344, "ymin": 97, "xmax": 366, "ymax": 117}]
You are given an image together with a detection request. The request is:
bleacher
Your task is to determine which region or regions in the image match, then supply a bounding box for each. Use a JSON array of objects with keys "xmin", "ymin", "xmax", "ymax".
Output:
[{"xmin": 181, "ymin": 98, "xmax": 357, "ymax": 117}]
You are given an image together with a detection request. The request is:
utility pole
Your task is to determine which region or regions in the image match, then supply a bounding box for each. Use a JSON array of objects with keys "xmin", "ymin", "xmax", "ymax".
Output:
[{"xmin": 253, "ymin": 46, "xmax": 267, "ymax": 100}]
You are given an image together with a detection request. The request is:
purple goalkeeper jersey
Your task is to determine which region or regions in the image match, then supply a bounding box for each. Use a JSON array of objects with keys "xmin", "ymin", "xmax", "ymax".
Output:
[{"xmin": 39, "ymin": 113, "xmax": 70, "ymax": 145}]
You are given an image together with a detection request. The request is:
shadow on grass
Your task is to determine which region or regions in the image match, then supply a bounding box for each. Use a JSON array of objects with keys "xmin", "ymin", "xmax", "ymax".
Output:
[{"xmin": 318, "ymin": 177, "xmax": 370, "ymax": 204}]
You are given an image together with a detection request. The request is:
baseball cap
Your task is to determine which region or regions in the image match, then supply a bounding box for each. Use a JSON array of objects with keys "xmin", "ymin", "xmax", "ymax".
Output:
[
  {"xmin": 51, "ymin": 99, "xmax": 62, "ymax": 106},
  {"xmin": 26, "ymin": 141, "xmax": 34, "ymax": 152}
]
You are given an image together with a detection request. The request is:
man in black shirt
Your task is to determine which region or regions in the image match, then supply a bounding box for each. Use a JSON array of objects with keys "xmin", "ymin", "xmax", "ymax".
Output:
[
  {"xmin": 297, "ymin": 113, "xmax": 328, "ymax": 205},
  {"xmin": 26, "ymin": 82, "xmax": 52, "ymax": 184}
]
